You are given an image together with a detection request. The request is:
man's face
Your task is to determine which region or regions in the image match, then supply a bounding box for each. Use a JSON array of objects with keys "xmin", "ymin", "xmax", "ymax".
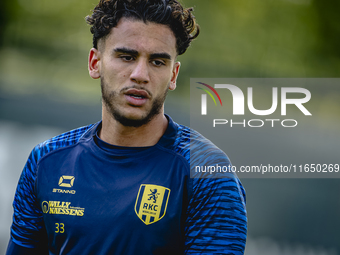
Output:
[{"xmin": 89, "ymin": 18, "xmax": 180, "ymax": 127}]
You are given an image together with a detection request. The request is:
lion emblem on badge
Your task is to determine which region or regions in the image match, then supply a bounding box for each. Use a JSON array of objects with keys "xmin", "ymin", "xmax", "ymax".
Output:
[{"xmin": 148, "ymin": 189, "xmax": 160, "ymax": 203}]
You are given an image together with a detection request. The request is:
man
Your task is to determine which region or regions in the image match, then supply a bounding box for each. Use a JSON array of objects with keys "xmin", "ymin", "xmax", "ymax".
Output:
[{"xmin": 6, "ymin": 0, "xmax": 247, "ymax": 254}]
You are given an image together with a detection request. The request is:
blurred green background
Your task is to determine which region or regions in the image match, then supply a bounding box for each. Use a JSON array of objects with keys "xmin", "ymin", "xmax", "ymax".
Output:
[
  {"xmin": 1, "ymin": 0, "xmax": 340, "ymax": 102},
  {"xmin": 1, "ymin": 0, "xmax": 340, "ymax": 254}
]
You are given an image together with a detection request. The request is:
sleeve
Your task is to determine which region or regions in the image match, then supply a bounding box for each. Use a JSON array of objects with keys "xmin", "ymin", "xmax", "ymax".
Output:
[
  {"xmin": 183, "ymin": 131, "xmax": 247, "ymax": 255},
  {"xmin": 7, "ymin": 147, "xmax": 49, "ymax": 253},
  {"xmin": 6, "ymin": 238, "xmax": 48, "ymax": 255},
  {"xmin": 184, "ymin": 176, "xmax": 247, "ymax": 254}
]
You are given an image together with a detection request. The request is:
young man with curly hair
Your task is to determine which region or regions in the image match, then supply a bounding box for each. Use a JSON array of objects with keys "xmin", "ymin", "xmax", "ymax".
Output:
[{"xmin": 6, "ymin": 0, "xmax": 247, "ymax": 254}]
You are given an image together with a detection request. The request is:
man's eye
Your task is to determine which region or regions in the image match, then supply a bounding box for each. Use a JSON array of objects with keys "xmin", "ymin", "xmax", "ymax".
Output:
[
  {"xmin": 121, "ymin": 55, "xmax": 134, "ymax": 61},
  {"xmin": 152, "ymin": 60, "xmax": 165, "ymax": 66}
]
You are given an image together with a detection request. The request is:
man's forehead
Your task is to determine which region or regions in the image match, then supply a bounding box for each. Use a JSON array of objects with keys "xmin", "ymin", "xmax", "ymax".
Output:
[
  {"xmin": 99, "ymin": 18, "xmax": 177, "ymax": 56},
  {"xmin": 113, "ymin": 17, "xmax": 175, "ymax": 37}
]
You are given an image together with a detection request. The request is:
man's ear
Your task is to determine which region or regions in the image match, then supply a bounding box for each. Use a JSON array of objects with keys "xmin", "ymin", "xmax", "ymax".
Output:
[
  {"xmin": 88, "ymin": 48, "xmax": 101, "ymax": 79},
  {"xmin": 169, "ymin": 61, "xmax": 180, "ymax": 91}
]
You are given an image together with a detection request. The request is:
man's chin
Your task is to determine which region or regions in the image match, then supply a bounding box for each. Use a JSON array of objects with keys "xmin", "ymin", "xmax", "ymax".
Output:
[
  {"xmin": 113, "ymin": 112, "xmax": 156, "ymax": 128},
  {"xmin": 103, "ymin": 92, "xmax": 166, "ymax": 128}
]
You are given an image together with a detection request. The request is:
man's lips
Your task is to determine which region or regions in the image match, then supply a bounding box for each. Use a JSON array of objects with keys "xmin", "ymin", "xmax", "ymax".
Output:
[
  {"xmin": 124, "ymin": 88, "xmax": 150, "ymax": 99},
  {"xmin": 124, "ymin": 88, "xmax": 150, "ymax": 106}
]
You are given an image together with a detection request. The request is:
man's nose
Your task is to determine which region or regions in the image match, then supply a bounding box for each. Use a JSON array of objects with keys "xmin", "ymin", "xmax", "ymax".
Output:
[{"xmin": 130, "ymin": 59, "xmax": 150, "ymax": 84}]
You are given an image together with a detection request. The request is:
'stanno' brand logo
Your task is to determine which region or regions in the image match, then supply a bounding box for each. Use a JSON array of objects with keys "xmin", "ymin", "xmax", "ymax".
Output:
[
  {"xmin": 58, "ymin": 175, "xmax": 75, "ymax": 188},
  {"xmin": 53, "ymin": 175, "xmax": 76, "ymax": 194}
]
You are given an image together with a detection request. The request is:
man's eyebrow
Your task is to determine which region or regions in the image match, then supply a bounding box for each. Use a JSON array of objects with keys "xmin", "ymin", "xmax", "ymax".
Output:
[
  {"xmin": 114, "ymin": 47, "xmax": 172, "ymax": 61},
  {"xmin": 114, "ymin": 47, "xmax": 139, "ymax": 55},
  {"xmin": 150, "ymin": 53, "xmax": 172, "ymax": 61}
]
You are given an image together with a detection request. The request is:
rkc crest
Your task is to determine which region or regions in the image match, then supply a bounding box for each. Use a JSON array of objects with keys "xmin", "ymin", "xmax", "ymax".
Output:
[{"xmin": 134, "ymin": 184, "xmax": 170, "ymax": 225}]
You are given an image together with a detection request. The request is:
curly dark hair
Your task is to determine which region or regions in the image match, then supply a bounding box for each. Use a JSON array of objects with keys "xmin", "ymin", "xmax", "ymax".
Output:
[{"xmin": 85, "ymin": 0, "xmax": 199, "ymax": 55}]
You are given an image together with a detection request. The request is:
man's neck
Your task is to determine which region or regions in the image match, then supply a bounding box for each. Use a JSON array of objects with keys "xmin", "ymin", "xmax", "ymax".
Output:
[{"xmin": 99, "ymin": 109, "xmax": 168, "ymax": 147}]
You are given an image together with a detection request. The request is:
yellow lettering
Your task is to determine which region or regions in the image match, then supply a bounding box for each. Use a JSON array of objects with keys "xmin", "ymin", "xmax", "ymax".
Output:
[
  {"xmin": 60, "ymin": 223, "xmax": 64, "ymax": 233},
  {"xmin": 45, "ymin": 201, "xmax": 84, "ymax": 216},
  {"xmin": 49, "ymin": 201, "xmax": 58, "ymax": 207},
  {"xmin": 55, "ymin": 223, "xmax": 65, "ymax": 233},
  {"xmin": 76, "ymin": 210, "xmax": 84, "ymax": 216}
]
